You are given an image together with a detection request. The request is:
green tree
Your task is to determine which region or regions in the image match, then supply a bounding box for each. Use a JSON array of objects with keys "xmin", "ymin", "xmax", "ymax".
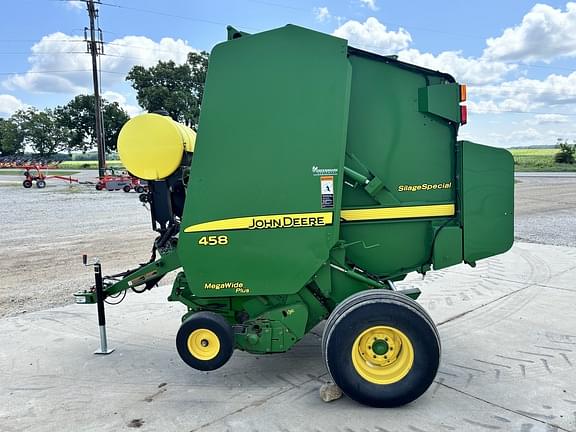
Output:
[
  {"xmin": 11, "ymin": 108, "xmax": 68, "ymax": 156},
  {"xmin": 126, "ymin": 51, "xmax": 209, "ymax": 129},
  {"xmin": 55, "ymin": 95, "xmax": 130, "ymax": 152},
  {"xmin": 555, "ymin": 140, "xmax": 575, "ymax": 164},
  {"xmin": 0, "ymin": 117, "xmax": 24, "ymax": 155}
]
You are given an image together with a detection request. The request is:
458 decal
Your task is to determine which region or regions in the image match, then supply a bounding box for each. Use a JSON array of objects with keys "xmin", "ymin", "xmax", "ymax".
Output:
[{"xmin": 198, "ymin": 235, "xmax": 229, "ymax": 246}]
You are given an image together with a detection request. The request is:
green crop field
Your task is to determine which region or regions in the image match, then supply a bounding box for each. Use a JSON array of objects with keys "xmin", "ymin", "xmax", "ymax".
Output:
[
  {"xmin": 509, "ymin": 148, "xmax": 576, "ymax": 172},
  {"xmin": 0, "ymin": 170, "xmax": 79, "ymax": 176},
  {"xmin": 58, "ymin": 160, "xmax": 124, "ymax": 170}
]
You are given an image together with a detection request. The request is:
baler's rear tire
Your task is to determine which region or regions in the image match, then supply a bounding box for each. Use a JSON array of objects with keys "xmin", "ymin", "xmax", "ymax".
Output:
[
  {"xmin": 123, "ymin": 185, "xmax": 131, "ymax": 192},
  {"xmin": 322, "ymin": 290, "xmax": 440, "ymax": 407},
  {"xmin": 176, "ymin": 311, "xmax": 234, "ymax": 371},
  {"xmin": 36, "ymin": 180, "xmax": 46, "ymax": 189}
]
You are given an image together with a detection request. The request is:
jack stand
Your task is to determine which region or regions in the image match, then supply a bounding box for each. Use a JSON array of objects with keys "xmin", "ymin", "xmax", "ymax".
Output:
[{"xmin": 85, "ymin": 255, "xmax": 114, "ymax": 355}]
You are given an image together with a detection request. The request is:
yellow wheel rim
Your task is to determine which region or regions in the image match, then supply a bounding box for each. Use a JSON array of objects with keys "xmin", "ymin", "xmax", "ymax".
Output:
[
  {"xmin": 187, "ymin": 329, "xmax": 220, "ymax": 361},
  {"xmin": 351, "ymin": 326, "xmax": 414, "ymax": 385}
]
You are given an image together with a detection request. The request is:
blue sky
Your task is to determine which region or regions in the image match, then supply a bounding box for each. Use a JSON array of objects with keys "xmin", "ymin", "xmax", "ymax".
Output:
[{"xmin": 1, "ymin": 0, "xmax": 576, "ymax": 148}]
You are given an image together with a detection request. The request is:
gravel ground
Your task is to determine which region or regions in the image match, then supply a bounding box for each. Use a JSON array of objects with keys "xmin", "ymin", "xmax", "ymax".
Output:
[
  {"xmin": 0, "ymin": 171, "xmax": 157, "ymax": 318},
  {"xmin": 0, "ymin": 172, "xmax": 574, "ymax": 318},
  {"xmin": 514, "ymin": 176, "xmax": 576, "ymax": 247}
]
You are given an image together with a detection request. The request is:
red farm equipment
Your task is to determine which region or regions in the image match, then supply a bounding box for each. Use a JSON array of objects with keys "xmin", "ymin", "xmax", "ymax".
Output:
[
  {"xmin": 21, "ymin": 164, "xmax": 79, "ymax": 189},
  {"xmin": 95, "ymin": 168, "xmax": 147, "ymax": 193}
]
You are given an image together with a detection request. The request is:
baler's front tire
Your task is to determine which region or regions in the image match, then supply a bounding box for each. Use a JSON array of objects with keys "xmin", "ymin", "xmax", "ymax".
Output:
[
  {"xmin": 322, "ymin": 290, "xmax": 440, "ymax": 407},
  {"xmin": 22, "ymin": 180, "xmax": 33, "ymax": 188},
  {"xmin": 176, "ymin": 312, "xmax": 234, "ymax": 371}
]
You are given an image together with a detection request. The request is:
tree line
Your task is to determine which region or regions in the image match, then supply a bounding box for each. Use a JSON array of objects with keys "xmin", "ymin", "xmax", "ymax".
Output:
[{"xmin": 0, "ymin": 51, "xmax": 208, "ymax": 157}]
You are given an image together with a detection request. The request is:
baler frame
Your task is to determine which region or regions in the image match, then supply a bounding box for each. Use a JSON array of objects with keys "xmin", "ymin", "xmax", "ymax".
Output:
[{"xmin": 75, "ymin": 24, "xmax": 513, "ymax": 408}]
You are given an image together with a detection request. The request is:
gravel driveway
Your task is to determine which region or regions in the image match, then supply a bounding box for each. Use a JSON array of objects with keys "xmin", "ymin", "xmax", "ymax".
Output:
[
  {"xmin": 0, "ymin": 172, "xmax": 574, "ymax": 318},
  {"xmin": 0, "ymin": 173, "xmax": 156, "ymax": 317}
]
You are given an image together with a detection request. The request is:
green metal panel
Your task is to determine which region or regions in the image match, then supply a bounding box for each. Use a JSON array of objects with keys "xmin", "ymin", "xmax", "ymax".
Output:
[
  {"xmin": 339, "ymin": 49, "xmax": 459, "ymax": 276},
  {"xmin": 418, "ymin": 83, "xmax": 461, "ymax": 123},
  {"xmin": 341, "ymin": 221, "xmax": 433, "ymax": 276},
  {"xmin": 460, "ymin": 141, "xmax": 514, "ymax": 263},
  {"xmin": 342, "ymin": 52, "xmax": 457, "ymax": 208},
  {"xmin": 178, "ymin": 25, "xmax": 352, "ymax": 297},
  {"xmin": 433, "ymin": 226, "xmax": 463, "ymax": 270}
]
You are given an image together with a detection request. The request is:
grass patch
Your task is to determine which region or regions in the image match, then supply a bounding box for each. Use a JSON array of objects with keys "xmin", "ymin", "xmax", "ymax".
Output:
[
  {"xmin": 509, "ymin": 148, "xmax": 576, "ymax": 172},
  {"xmin": 59, "ymin": 160, "xmax": 124, "ymax": 170},
  {"xmin": 0, "ymin": 169, "xmax": 80, "ymax": 176}
]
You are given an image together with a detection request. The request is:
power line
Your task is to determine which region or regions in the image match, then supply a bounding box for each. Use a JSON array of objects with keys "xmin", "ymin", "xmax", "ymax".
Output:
[
  {"xmin": 242, "ymin": 0, "xmax": 307, "ymax": 12},
  {"xmin": 97, "ymin": 2, "xmax": 260, "ymax": 31},
  {"xmin": 0, "ymin": 69, "xmax": 94, "ymax": 75},
  {"xmin": 104, "ymin": 41, "xmax": 193, "ymax": 54},
  {"xmin": 0, "ymin": 52, "xmax": 89, "ymax": 56},
  {"xmin": 19, "ymin": 1, "xmax": 576, "ymax": 77},
  {"xmin": 0, "ymin": 39, "xmax": 84, "ymax": 43}
]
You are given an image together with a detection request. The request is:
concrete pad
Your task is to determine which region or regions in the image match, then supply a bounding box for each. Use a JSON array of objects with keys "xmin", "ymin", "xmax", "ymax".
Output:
[
  {"xmin": 1, "ymin": 242, "xmax": 575, "ymax": 432},
  {"xmin": 439, "ymin": 242, "xmax": 576, "ymax": 285},
  {"xmin": 536, "ymin": 266, "xmax": 576, "ymax": 292},
  {"xmin": 399, "ymin": 269, "xmax": 529, "ymax": 325},
  {"xmin": 437, "ymin": 285, "xmax": 576, "ymax": 432}
]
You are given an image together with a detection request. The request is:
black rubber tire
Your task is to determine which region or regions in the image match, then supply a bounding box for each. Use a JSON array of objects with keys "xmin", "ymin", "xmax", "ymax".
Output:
[
  {"xmin": 123, "ymin": 185, "xmax": 131, "ymax": 193},
  {"xmin": 323, "ymin": 290, "xmax": 440, "ymax": 407},
  {"xmin": 22, "ymin": 180, "xmax": 33, "ymax": 188},
  {"xmin": 36, "ymin": 180, "xmax": 46, "ymax": 189},
  {"xmin": 135, "ymin": 186, "xmax": 145, "ymax": 194},
  {"xmin": 95, "ymin": 184, "xmax": 103, "ymax": 191},
  {"xmin": 322, "ymin": 289, "xmax": 439, "ymax": 356},
  {"xmin": 176, "ymin": 311, "xmax": 234, "ymax": 371}
]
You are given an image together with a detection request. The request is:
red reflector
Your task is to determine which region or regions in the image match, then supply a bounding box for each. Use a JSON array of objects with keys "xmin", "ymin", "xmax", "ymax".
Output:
[{"xmin": 460, "ymin": 105, "xmax": 468, "ymax": 125}]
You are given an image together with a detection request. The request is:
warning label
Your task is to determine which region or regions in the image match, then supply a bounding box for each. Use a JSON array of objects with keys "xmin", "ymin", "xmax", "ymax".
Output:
[{"xmin": 321, "ymin": 176, "xmax": 334, "ymax": 209}]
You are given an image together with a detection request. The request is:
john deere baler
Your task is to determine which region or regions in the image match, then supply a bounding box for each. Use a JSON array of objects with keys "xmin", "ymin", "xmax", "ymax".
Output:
[{"xmin": 76, "ymin": 24, "xmax": 514, "ymax": 407}]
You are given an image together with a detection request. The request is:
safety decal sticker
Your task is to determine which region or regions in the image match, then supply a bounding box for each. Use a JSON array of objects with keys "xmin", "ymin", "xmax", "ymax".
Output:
[{"xmin": 321, "ymin": 176, "xmax": 334, "ymax": 209}]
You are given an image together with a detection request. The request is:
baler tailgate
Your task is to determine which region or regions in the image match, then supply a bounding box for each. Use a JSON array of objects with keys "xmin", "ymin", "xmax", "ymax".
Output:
[{"xmin": 460, "ymin": 140, "xmax": 514, "ymax": 263}]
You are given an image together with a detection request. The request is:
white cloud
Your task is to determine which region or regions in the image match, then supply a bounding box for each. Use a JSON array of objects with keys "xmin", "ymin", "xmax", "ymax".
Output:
[
  {"xmin": 3, "ymin": 32, "xmax": 197, "ymax": 94},
  {"xmin": 508, "ymin": 127, "xmax": 542, "ymax": 142},
  {"xmin": 360, "ymin": 0, "xmax": 378, "ymax": 11},
  {"xmin": 0, "ymin": 94, "xmax": 26, "ymax": 117},
  {"xmin": 313, "ymin": 6, "xmax": 331, "ymax": 22},
  {"xmin": 60, "ymin": 0, "xmax": 86, "ymax": 10},
  {"xmin": 333, "ymin": 17, "xmax": 411, "ymax": 53},
  {"xmin": 492, "ymin": 126, "xmax": 576, "ymax": 146},
  {"xmin": 333, "ymin": 17, "xmax": 513, "ymax": 85},
  {"xmin": 484, "ymin": 2, "xmax": 576, "ymax": 62},
  {"xmin": 398, "ymin": 49, "xmax": 515, "ymax": 86},
  {"xmin": 468, "ymin": 71, "xmax": 576, "ymax": 114},
  {"xmin": 101, "ymin": 90, "xmax": 141, "ymax": 117},
  {"xmin": 534, "ymin": 113, "xmax": 569, "ymax": 124},
  {"xmin": 466, "ymin": 99, "xmax": 500, "ymax": 114}
]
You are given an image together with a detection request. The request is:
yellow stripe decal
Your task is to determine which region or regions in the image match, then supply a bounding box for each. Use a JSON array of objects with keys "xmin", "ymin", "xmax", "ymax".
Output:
[
  {"xmin": 184, "ymin": 212, "xmax": 334, "ymax": 233},
  {"xmin": 341, "ymin": 204, "xmax": 455, "ymax": 222}
]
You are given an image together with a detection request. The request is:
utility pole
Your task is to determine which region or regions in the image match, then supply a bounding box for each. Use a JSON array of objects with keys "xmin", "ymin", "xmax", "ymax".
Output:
[{"xmin": 85, "ymin": 0, "xmax": 106, "ymax": 178}]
